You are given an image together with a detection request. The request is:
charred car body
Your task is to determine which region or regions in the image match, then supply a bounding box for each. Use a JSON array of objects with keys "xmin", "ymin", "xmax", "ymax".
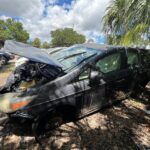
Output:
[{"xmin": 0, "ymin": 40, "xmax": 150, "ymax": 137}]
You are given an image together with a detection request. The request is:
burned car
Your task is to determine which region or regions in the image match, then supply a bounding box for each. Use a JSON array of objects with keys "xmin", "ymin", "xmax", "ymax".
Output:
[
  {"xmin": 45, "ymin": 47, "xmax": 67, "ymax": 55},
  {"xmin": 0, "ymin": 40, "xmax": 150, "ymax": 138}
]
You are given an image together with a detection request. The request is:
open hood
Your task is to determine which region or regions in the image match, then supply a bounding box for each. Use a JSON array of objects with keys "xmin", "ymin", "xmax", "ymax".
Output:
[{"xmin": 2, "ymin": 40, "xmax": 62, "ymax": 68}]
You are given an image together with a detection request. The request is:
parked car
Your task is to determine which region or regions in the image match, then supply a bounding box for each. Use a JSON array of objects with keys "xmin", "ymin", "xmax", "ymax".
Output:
[
  {"xmin": 0, "ymin": 40, "xmax": 150, "ymax": 138},
  {"xmin": 0, "ymin": 51, "xmax": 14, "ymax": 66}
]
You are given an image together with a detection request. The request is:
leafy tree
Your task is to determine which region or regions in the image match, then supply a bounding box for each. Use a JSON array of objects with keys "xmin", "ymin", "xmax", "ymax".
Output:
[
  {"xmin": 51, "ymin": 28, "xmax": 86, "ymax": 47},
  {"xmin": 0, "ymin": 19, "xmax": 29, "ymax": 43},
  {"xmin": 42, "ymin": 41, "xmax": 50, "ymax": 49},
  {"xmin": 103, "ymin": 0, "xmax": 150, "ymax": 46},
  {"xmin": 32, "ymin": 38, "xmax": 41, "ymax": 48}
]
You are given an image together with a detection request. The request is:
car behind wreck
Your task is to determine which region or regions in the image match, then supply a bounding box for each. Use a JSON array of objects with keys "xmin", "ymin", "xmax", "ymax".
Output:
[
  {"xmin": 0, "ymin": 51, "xmax": 14, "ymax": 66},
  {"xmin": 0, "ymin": 40, "xmax": 150, "ymax": 138}
]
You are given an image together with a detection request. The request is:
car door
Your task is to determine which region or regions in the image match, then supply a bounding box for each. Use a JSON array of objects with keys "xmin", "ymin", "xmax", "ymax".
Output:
[
  {"xmin": 95, "ymin": 48, "xmax": 128, "ymax": 104},
  {"xmin": 125, "ymin": 48, "xmax": 143, "ymax": 91},
  {"xmin": 75, "ymin": 49, "xmax": 127, "ymax": 116},
  {"xmin": 140, "ymin": 50, "xmax": 150, "ymax": 84},
  {"xmin": 73, "ymin": 67, "xmax": 105, "ymax": 116}
]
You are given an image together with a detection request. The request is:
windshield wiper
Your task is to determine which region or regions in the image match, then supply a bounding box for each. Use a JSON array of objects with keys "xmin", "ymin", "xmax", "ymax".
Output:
[
  {"xmin": 58, "ymin": 52, "xmax": 87, "ymax": 61},
  {"xmin": 50, "ymin": 48, "xmax": 63, "ymax": 54},
  {"xmin": 78, "ymin": 53, "xmax": 96, "ymax": 65}
]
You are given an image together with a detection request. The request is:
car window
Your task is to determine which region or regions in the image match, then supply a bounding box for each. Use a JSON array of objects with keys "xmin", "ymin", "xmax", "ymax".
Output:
[
  {"xmin": 142, "ymin": 52, "xmax": 150, "ymax": 67},
  {"xmin": 127, "ymin": 51, "xmax": 139, "ymax": 65},
  {"xmin": 78, "ymin": 68, "xmax": 90, "ymax": 80},
  {"xmin": 51, "ymin": 47, "xmax": 100, "ymax": 71},
  {"xmin": 96, "ymin": 53, "xmax": 121, "ymax": 73}
]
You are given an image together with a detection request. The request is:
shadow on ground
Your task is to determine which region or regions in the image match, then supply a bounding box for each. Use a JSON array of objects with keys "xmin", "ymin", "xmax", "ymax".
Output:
[{"xmin": 0, "ymin": 63, "xmax": 150, "ymax": 150}]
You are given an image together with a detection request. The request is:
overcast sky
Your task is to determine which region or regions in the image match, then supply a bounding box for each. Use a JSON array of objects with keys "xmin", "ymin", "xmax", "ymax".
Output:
[{"xmin": 0, "ymin": 0, "xmax": 111, "ymax": 43}]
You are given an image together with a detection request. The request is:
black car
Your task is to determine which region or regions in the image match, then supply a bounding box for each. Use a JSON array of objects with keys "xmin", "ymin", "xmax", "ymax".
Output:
[{"xmin": 0, "ymin": 40, "xmax": 150, "ymax": 138}]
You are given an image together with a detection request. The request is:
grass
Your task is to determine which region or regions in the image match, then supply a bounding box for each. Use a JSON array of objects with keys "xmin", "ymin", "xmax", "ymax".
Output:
[
  {"xmin": 128, "ymin": 98, "xmax": 144, "ymax": 108},
  {"xmin": 0, "ymin": 62, "xmax": 15, "ymax": 73}
]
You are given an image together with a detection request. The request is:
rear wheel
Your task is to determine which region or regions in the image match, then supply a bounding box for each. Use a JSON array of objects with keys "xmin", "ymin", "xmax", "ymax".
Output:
[
  {"xmin": 129, "ymin": 80, "xmax": 149, "ymax": 98},
  {"xmin": 33, "ymin": 111, "xmax": 63, "ymax": 137}
]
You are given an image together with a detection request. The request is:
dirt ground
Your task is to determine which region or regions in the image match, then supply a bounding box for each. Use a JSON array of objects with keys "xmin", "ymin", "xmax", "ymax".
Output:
[{"xmin": 0, "ymin": 62, "xmax": 150, "ymax": 150}]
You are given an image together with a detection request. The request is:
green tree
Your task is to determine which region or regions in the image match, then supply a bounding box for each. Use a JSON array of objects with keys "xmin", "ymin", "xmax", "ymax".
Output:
[
  {"xmin": 0, "ymin": 19, "xmax": 29, "ymax": 43},
  {"xmin": 51, "ymin": 28, "xmax": 86, "ymax": 47},
  {"xmin": 32, "ymin": 38, "xmax": 41, "ymax": 48},
  {"xmin": 103, "ymin": 0, "xmax": 150, "ymax": 46},
  {"xmin": 42, "ymin": 41, "xmax": 50, "ymax": 49}
]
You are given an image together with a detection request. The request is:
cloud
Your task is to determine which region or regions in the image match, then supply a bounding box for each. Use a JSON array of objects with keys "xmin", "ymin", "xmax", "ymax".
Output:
[
  {"xmin": 69, "ymin": 0, "xmax": 110, "ymax": 31},
  {"xmin": 0, "ymin": 0, "xmax": 111, "ymax": 42},
  {"xmin": 0, "ymin": 15, "xmax": 10, "ymax": 20},
  {"xmin": 0, "ymin": 0, "xmax": 44, "ymax": 20}
]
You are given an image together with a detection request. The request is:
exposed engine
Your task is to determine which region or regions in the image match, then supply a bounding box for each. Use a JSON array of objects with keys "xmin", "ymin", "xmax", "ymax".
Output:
[{"xmin": 0, "ymin": 60, "xmax": 64, "ymax": 93}]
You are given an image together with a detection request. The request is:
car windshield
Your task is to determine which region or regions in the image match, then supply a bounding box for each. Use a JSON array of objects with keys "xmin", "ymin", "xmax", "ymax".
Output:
[{"xmin": 51, "ymin": 46, "xmax": 100, "ymax": 71}]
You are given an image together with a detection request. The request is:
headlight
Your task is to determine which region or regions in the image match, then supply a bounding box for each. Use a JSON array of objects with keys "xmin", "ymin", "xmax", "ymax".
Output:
[{"xmin": 0, "ymin": 93, "xmax": 36, "ymax": 113}]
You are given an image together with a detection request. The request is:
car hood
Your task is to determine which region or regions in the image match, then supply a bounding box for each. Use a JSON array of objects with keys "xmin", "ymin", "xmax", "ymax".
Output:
[{"xmin": 2, "ymin": 40, "xmax": 62, "ymax": 68}]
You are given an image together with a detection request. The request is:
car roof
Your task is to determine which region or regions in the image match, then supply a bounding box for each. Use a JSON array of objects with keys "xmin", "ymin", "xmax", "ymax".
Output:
[
  {"xmin": 74, "ymin": 43, "xmax": 124, "ymax": 51},
  {"xmin": 75, "ymin": 43, "xmax": 150, "ymax": 53},
  {"xmin": 48, "ymin": 47, "xmax": 67, "ymax": 54}
]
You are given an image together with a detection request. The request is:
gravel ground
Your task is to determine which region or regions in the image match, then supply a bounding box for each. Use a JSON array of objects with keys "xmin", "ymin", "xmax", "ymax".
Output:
[{"xmin": 0, "ymin": 62, "xmax": 150, "ymax": 150}]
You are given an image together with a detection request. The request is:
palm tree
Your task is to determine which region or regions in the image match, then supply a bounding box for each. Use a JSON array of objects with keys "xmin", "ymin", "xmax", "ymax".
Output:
[{"xmin": 103, "ymin": 0, "xmax": 150, "ymax": 46}]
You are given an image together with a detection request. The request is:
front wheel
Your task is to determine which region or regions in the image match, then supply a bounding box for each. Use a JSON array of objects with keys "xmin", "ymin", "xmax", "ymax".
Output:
[
  {"xmin": 129, "ymin": 81, "xmax": 148, "ymax": 98},
  {"xmin": 44, "ymin": 114, "xmax": 63, "ymax": 131},
  {"xmin": 33, "ymin": 112, "xmax": 63, "ymax": 137}
]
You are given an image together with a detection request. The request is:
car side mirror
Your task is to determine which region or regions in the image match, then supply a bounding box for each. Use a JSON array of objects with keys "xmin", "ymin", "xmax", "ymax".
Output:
[{"xmin": 89, "ymin": 70, "xmax": 103, "ymax": 87}]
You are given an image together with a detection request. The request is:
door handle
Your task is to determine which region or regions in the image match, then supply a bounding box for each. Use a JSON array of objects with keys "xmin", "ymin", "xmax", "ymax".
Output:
[{"xmin": 117, "ymin": 79, "xmax": 125, "ymax": 83}]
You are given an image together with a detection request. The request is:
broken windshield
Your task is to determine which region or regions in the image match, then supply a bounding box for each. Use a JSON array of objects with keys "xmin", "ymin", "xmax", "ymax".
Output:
[{"xmin": 51, "ymin": 46, "xmax": 100, "ymax": 71}]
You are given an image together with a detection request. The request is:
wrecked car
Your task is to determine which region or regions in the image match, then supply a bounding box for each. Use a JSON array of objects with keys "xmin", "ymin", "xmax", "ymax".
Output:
[
  {"xmin": 46, "ymin": 47, "xmax": 67, "ymax": 54},
  {"xmin": 0, "ymin": 40, "xmax": 150, "ymax": 138}
]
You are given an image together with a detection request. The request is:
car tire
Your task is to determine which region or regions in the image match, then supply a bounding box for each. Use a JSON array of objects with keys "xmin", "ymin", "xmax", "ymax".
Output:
[
  {"xmin": 44, "ymin": 113, "xmax": 63, "ymax": 131},
  {"xmin": 129, "ymin": 81, "xmax": 148, "ymax": 98},
  {"xmin": 33, "ymin": 111, "xmax": 63, "ymax": 136},
  {"xmin": 0, "ymin": 115, "xmax": 8, "ymax": 126}
]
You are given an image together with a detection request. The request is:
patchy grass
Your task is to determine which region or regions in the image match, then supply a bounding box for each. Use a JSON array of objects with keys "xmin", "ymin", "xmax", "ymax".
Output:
[
  {"xmin": 128, "ymin": 98, "xmax": 144, "ymax": 108},
  {"xmin": 0, "ymin": 63, "xmax": 15, "ymax": 73}
]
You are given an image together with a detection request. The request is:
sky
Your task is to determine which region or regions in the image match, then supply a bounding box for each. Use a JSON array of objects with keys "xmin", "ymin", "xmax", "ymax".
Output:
[{"xmin": 0, "ymin": 0, "xmax": 111, "ymax": 43}]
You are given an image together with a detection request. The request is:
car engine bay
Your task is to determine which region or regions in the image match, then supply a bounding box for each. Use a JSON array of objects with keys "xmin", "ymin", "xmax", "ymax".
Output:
[{"xmin": 0, "ymin": 60, "xmax": 64, "ymax": 94}]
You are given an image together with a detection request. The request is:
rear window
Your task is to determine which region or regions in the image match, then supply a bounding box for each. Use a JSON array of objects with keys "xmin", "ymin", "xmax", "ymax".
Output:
[
  {"xmin": 127, "ymin": 51, "xmax": 139, "ymax": 65},
  {"xmin": 142, "ymin": 51, "xmax": 150, "ymax": 67}
]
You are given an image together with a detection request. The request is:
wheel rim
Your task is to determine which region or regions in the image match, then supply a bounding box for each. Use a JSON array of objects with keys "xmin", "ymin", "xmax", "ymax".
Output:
[{"xmin": 44, "ymin": 116, "xmax": 63, "ymax": 130}]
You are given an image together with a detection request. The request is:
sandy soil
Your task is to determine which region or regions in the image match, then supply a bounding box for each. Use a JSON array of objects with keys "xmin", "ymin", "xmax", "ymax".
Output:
[{"xmin": 0, "ymin": 62, "xmax": 150, "ymax": 150}]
